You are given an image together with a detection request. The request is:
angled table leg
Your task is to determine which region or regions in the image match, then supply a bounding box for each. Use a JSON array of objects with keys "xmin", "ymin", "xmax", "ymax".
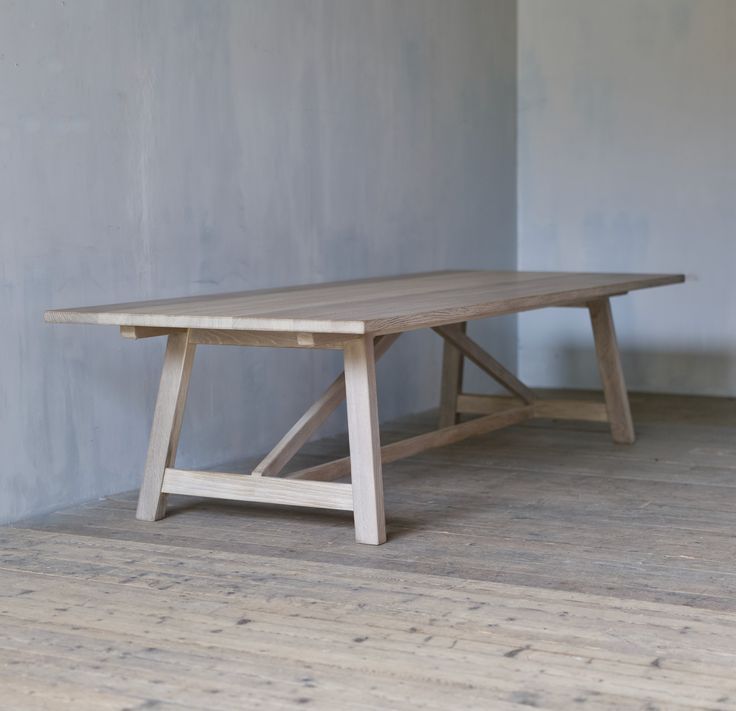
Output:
[
  {"xmin": 344, "ymin": 335, "xmax": 386, "ymax": 545},
  {"xmin": 438, "ymin": 322, "xmax": 466, "ymax": 428},
  {"xmin": 588, "ymin": 298, "xmax": 635, "ymax": 444},
  {"xmin": 136, "ymin": 331, "xmax": 197, "ymax": 521}
]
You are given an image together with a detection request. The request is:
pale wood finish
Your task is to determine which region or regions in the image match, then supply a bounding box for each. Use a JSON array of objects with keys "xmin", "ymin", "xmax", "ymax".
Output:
[
  {"xmin": 434, "ymin": 325, "xmax": 536, "ymax": 404},
  {"xmin": 251, "ymin": 370, "xmax": 348, "ymax": 477},
  {"xmin": 536, "ymin": 399, "xmax": 607, "ymax": 422},
  {"xmin": 191, "ymin": 328, "xmax": 359, "ymax": 349},
  {"xmin": 438, "ymin": 321, "xmax": 466, "ymax": 428},
  {"xmin": 253, "ymin": 334, "xmax": 400, "ymax": 478},
  {"xmin": 343, "ymin": 335, "xmax": 385, "ymax": 545},
  {"xmin": 47, "ymin": 271, "xmax": 683, "ymax": 543},
  {"xmin": 6, "ymin": 518, "xmax": 736, "ymax": 710},
  {"xmin": 288, "ymin": 405, "xmax": 534, "ymax": 483},
  {"xmin": 457, "ymin": 393, "xmax": 609, "ymax": 422},
  {"xmin": 120, "ymin": 325, "xmax": 183, "ymax": 339},
  {"xmin": 46, "ymin": 270, "xmax": 684, "ymax": 335},
  {"xmin": 135, "ymin": 332, "xmax": 196, "ymax": 521},
  {"xmin": 589, "ymin": 298, "xmax": 636, "ymax": 444},
  {"xmin": 6, "ymin": 393, "xmax": 736, "ymax": 709},
  {"xmin": 162, "ymin": 468, "xmax": 353, "ymax": 511},
  {"xmin": 122, "ymin": 325, "xmax": 359, "ymax": 349},
  {"xmin": 557, "ymin": 292, "xmax": 628, "ymax": 307}
]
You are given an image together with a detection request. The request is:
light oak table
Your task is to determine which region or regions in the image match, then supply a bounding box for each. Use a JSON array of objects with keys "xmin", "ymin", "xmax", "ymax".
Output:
[{"xmin": 45, "ymin": 270, "xmax": 683, "ymax": 545}]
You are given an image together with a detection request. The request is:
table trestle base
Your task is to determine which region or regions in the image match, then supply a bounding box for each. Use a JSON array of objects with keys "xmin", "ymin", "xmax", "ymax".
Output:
[{"xmin": 133, "ymin": 296, "xmax": 635, "ymax": 544}]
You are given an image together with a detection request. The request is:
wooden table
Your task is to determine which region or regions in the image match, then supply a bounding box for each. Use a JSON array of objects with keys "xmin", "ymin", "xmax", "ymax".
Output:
[{"xmin": 45, "ymin": 270, "xmax": 683, "ymax": 545}]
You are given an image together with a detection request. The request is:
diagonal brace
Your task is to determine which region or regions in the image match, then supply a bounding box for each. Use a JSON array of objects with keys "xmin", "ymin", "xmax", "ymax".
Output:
[
  {"xmin": 286, "ymin": 404, "xmax": 533, "ymax": 483},
  {"xmin": 433, "ymin": 325, "xmax": 535, "ymax": 404},
  {"xmin": 253, "ymin": 333, "xmax": 401, "ymax": 477}
]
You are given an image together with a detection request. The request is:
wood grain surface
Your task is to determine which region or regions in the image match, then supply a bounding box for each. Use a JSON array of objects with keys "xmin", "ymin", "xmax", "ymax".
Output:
[
  {"xmin": 5, "ymin": 392, "xmax": 735, "ymax": 710},
  {"xmin": 45, "ymin": 270, "xmax": 684, "ymax": 335}
]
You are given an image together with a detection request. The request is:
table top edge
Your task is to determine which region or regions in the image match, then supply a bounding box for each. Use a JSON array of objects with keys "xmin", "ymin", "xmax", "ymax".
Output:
[{"xmin": 44, "ymin": 271, "xmax": 685, "ymax": 335}]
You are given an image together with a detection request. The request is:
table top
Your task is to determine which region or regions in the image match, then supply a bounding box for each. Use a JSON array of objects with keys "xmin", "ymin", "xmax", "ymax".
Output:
[{"xmin": 45, "ymin": 270, "xmax": 684, "ymax": 335}]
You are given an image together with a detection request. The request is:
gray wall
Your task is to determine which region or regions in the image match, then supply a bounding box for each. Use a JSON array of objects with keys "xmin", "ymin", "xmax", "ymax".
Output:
[
  {"xmin": 518, "ymin": 0, "xmax": 736, "ymax": 396},
  {"xmin": 0, "ymin": 1, "xmax": 517, "ymax": 524}
]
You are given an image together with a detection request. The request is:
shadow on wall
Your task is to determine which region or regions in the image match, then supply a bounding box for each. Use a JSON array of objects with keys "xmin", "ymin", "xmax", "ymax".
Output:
[{"xmin": 548, "ymin": 346, "xmax": 736, "ymax": 398}]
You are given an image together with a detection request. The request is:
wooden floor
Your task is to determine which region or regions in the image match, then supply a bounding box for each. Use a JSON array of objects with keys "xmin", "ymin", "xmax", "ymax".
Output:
[{"xmin": 2, "ymin": 392, "xmax": 735, "ymax": 710}]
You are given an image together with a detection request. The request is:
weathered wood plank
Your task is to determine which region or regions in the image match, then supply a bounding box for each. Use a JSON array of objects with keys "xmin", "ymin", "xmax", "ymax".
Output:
[
  {"xmin": 7, "ymin": 392, "xmax": 734, "ymax": 710},
  {"xmin": 1, "ymin": 526, "xmax": 735, "ymax": 710}
]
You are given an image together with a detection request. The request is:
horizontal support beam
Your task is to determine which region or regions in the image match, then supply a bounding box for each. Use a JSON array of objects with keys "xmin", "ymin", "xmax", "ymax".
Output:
[
  {"xmin": 162, "ymin": 468, "xmax": 353, "ymax": 511},
  {"xmin": 121, "ymin": 326, "xmax": 360, "ymax": 349},
  {"xmin": 191, "ymin": 329, "xmax": 361, "ymax": 349},
  {"xmin": 288, "ymin": 405, "xmax": 534, "ymax": 483},
  {"xmin": 457, "ymin": 394, "xmax": 608, "ymax": 423},
  {"xmin": 557, "ymin": 292, "xmax": 629, "ymax": 307},
  {"xmin": 121, "ymin": 326, "xmax": 184, "ymax": 339}
]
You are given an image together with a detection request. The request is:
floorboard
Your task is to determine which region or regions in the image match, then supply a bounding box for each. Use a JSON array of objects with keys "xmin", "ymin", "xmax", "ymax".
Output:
[{"xmin": 3, "ymin": 392, "xmax": 735, "ymax": 710}]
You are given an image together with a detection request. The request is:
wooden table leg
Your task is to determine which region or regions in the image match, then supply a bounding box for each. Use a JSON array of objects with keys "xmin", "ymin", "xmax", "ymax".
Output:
[
  {"xmin": 136, "ymin": 331, "xmax": 197, "ymax": 521},
  {"xmin": 344, "ymin": 335, "xmax": 386, "ymax": 545},
  {"xmin": 588, "ymin": 299, "xmax": 635, "ymax": 444},
  {"xmin": 438, "ymin": 322, "xmax": 466, "ymax": 428}
]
